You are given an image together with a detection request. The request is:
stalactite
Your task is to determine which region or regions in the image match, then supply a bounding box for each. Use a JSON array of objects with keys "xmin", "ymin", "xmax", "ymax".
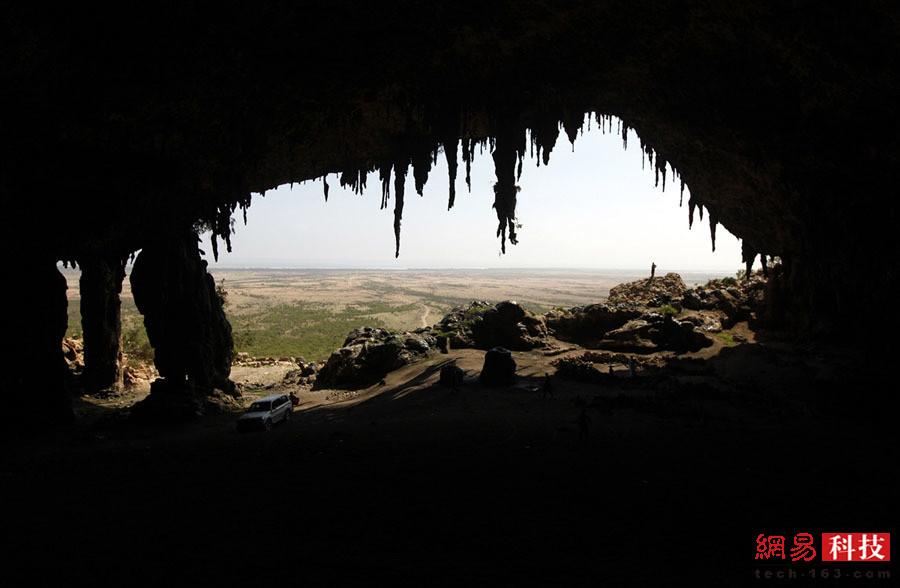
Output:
[
  {"xmin": 514, "ymin": 128, "xmax": 526, "ymax": 181},
  {"xmin": 491, "ymin": 123, "xmax": 522, "ymax": 254},
  {"xmin": 688, "ymin": 197, "xmax": 696, "ymax": 229},
  {"xmin": 741, "ymin": 240, "xmax": 757, "ymax": 276},
  {"xmin": 709, "ymin": 210, "xmax": 719, "ymax": 252},
  {"xmin": 379, "ymin": 163, "xmax": 392, "ymax": 210},
  {"xmin": 679, "ymin": 179, "xmax": 685, "ymax": 207},
  {"xmin": 340, "ymin": 169, "xmax": 368, "ymax": 195},
  {"xmin": 323, "ymin": 175, "xmax": 329, "ymax": 201},
  {"xmin": 412, "ymin": 151, "xmax": 431, "ymax": 196},
  {"xmin": 531, "ymin": 116, "xmax": 559, "ymax": 166},
  {"xmin": 393, "ymin": 160, "xmax": 407, "ymax": 258},
  {"xmin": 562, "ymin": 111, "xmax": 583, "ymax": 150},
  {"xmin": 358, "ymin": 170, "xmax": 368, "ymax": 194},
  {"xmin": 463, "ymin": 138, "xmax": 474, "ymax": 193},
  {"xmin": 443, "ymin": 138, "xmax": 459, "ymax": 210}
]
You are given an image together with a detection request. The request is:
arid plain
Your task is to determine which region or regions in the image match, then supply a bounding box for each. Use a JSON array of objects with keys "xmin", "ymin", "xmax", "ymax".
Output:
[{"xmin": 61, "ymin": 267, "xmax": 726, "ymax": 361}]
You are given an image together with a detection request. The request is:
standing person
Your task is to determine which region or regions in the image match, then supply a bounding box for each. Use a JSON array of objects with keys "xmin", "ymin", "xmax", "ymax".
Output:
[{"xmin": 650, "ymin": 261, "xmax": 657, "ymax": 280}]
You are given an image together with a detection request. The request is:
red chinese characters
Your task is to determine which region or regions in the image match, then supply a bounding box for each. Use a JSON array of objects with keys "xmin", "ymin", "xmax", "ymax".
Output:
[
  {"xmin": 790, "ymin": 533, "xmax": 817, "ymax": 562},
  {"xmin": 756, "ymin": 533, "xmax": 819, "ymax": 562},
  {"xmin": 821, "ymin": 533, "xmax": 891, "ymax": 562}
]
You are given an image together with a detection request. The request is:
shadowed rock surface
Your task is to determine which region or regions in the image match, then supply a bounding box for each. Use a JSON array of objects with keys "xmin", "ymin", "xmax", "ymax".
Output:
[{"xmin": 479, "ymin": 347, "xmax": 517, "ymax": 387}]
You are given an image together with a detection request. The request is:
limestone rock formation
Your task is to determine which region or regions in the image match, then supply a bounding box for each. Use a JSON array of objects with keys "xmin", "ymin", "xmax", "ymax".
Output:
[
  {"xmin": 78, "ymin": 254, "xmax": 127, "ymax": 393},
  {"xmin": 608, "ymin": 273, "xmax": 687, "ymax": 308},
  {"xmin": 471, "ymin": 301, "xmax": 548, "ymax": 351},
  {"xmin": 62, "ymin": 338, "xmax": 85, "ymax": 374},
  {"xmin": 600, "ymin": 314, "xmax": 713, "ymax": 354},
  {"xmin": 682, "ymin": 273, "xmax": 767, "ymax": 327},
  {"xmin": 546, "ymin": 304, "xmax": 642, "ymax": 346},
  {"xmin": 130, "ymin": 230, "xmax": 236, "ymax": 404},
  {"xmin": 433, "ymin": 301, "xmax": 493, "ymax": 348},
  {"xmin": 434, "ymin": 300, "xmax": 548, "ymax": 350},
  {"xmin": 546, "ymin": 274, "xmax": 717, "ymax": 353},
  {"xmin": 315, "ymin": 327, "xmax": 436, "ymax": 390}
]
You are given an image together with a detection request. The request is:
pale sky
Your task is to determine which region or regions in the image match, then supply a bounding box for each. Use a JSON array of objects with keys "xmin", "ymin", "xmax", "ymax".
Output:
[{"xmin": 204, "ymin": 121, "xmax": 742, "ymax": 272}]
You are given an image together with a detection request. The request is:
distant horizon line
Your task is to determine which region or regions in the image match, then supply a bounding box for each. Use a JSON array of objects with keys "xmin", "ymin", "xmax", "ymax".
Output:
[
  {"xmin": 205, "ymin": 264, "xmax": 738, "ymax": 274},
  {"xmin": 58, "ymin": 262, "xmax": 740, "ymax": 275}
]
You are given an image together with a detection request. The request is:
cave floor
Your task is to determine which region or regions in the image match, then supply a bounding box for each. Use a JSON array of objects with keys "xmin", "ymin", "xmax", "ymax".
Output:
[{"xmin": 4, "ymin": 332, "xmax": 896, "ymax": 586}]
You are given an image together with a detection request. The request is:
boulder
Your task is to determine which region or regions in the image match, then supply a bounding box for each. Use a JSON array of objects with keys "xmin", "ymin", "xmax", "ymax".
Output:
[
  {"xmin": 471, "ymin": 300, "xmax": 548, "ymax": 350},
  {"xmin": 434, "ymin": 300, "xmax": 548, "ymax": 351},
  {"xmin": 314, "ymin": 326, "xmax": 435, "ymax": 389},
  {"xmin": 479, "ymin": 347, "xmax": 516, "ymax": 387},
  {"xmin": 439, "ymin": 364, "xmax": 465, "ymax": 387}
]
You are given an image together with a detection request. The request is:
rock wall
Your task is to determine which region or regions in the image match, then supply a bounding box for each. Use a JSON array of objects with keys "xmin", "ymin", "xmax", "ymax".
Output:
[{"xmin": 1, "ymin": 259, "xmax": 71, "ymax": 422}]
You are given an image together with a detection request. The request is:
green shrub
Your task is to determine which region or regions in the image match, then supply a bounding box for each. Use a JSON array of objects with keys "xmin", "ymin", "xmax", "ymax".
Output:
[{"xmin": 659, "ymin": 303, "xmax": 680, "ymax": 316}]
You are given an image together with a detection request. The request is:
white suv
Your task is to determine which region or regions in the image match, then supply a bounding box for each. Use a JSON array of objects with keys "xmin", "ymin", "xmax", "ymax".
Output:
[{"xmin": 237, "ymin": 394, "xmax": 292, "ymax": 432}]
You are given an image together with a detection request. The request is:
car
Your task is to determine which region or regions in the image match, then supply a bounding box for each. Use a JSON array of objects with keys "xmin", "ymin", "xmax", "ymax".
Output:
[{"xmin": 237, "ymin": 394, "xmax": 292, "ymax": 432}]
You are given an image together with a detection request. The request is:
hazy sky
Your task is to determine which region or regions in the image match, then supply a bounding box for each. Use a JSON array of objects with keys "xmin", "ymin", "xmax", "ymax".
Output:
[{"xmin": 204, "ymin": 121, "xmax": 741, "ymax": 272}]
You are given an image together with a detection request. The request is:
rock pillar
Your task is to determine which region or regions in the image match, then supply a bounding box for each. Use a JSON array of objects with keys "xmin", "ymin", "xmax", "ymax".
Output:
[
  {"xmin": 79, "ymin": 254, "xmax": 126, "ymax": 392},
  {"xmin": 130, "ymin": 229, "xmax": 234, "ymax": 395}
]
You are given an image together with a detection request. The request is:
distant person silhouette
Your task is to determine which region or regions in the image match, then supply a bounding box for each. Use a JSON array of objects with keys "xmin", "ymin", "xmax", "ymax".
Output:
[{"xmin": 650, "ymin": 261, "xmax": 657, "ymax": 280}]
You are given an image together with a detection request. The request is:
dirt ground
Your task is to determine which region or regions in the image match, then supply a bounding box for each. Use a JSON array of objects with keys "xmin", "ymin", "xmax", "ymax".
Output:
[{"xmin": 4, "ymin": 321, "xmax": 897, "ymax": 586}]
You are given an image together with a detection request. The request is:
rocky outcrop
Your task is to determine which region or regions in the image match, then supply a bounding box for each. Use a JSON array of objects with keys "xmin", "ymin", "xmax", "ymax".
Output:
[
  {"xmin": 598, "ymin": 313, "xmax": 713, "ymax": 354},
  {"xmin": 433, "ymin": 301, "xmax": 492, "ymax": 348},
  {"xmin": 314, "ymin": 327, "xmax": 436, "ymax": 390},
  {"xmin": 682, "ymin": 273, "xmax": 767, "ymax": 326},
  {"xmin": 546, "ymin": 274, "xmax": 717, "ymax": 353},
  {"xmin": 608, "ymin": 273, "xmax": 687, "ymax": 308},
  {"xmin": 282, "ymin": 359, "xmax": 321, "ymax": 387},
  {"xmin": 546, "ymin": 304, "xmax": 642, "ymax": 346},
  {"xmin": 62, "ymin": 337, "xmax": 85, "ymax": 374},
  {"xmin": 471, "ymin": 301, "xmax": 548, "ymax": 350},
  {"xmin": 434, "ymin": 300, "xmax": 548, "ymax": 350}
]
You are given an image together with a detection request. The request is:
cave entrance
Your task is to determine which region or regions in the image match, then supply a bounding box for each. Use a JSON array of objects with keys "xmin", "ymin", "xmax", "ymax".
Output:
[
  {"xmin": 196, "ymin": 118, "xmax": 743, "ymax": 367},
  {"xmin": 62, "ymin": 117, "xmax": 759, "ymax": 412}
]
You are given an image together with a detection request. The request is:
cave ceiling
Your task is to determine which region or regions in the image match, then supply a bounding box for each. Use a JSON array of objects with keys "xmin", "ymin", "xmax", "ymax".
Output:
[{"xmin": 2, "ymin": 1, "xmax": 898, "ymax": 284}]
